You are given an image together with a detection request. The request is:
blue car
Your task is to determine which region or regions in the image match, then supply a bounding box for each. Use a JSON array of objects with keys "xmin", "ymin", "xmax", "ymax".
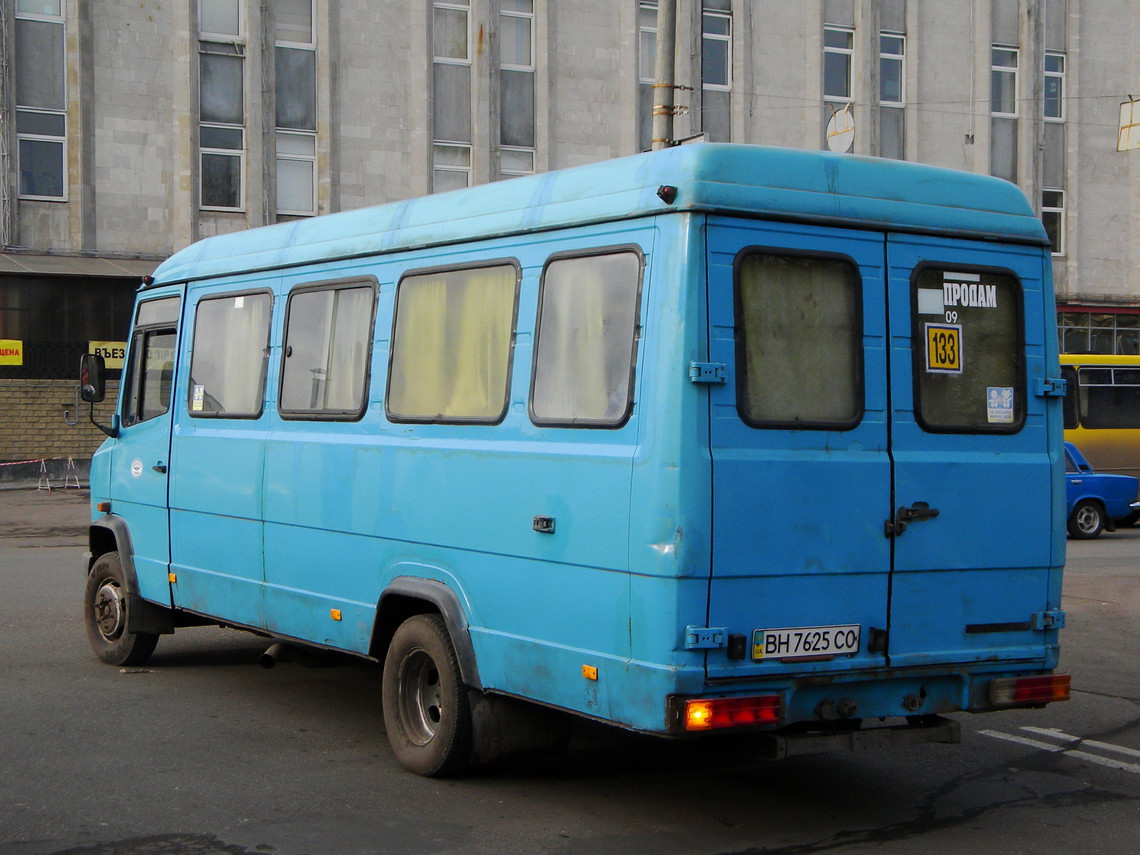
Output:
[{"xmin": 1065, "ymin": 442, "xmax": 1140, "ymax": 539}]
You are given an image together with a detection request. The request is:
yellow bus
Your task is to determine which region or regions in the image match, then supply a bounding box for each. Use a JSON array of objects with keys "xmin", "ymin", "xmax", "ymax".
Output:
[{"xmin": 1061, "ymin": 354, "xmax": 1140, "ymax": 497}]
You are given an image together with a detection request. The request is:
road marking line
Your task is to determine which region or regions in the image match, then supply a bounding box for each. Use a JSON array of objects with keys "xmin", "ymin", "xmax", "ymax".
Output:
[
  {"xmin": 979, "ymin": 730, "xmax": 1063, "ymax": 751},
  {"xmin": 1065, "ymin": 750, "xmax": 1140, "ymax": 775},
  {"xmin": 1019, "ymin": 727, "xmax": 1140, "ymax": 760},
  {"xmin": 980, "ymin": 729, "xmax": 1140, "ymax": 775},
  {"xmin": 1020, "ymin": 726, "xmax": 1079, "ymax": 742}
]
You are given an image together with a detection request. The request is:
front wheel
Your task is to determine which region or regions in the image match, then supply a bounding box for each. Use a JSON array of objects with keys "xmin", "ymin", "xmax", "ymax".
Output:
[
  {"xmin": 382, "ymin": 613, "xmax": 473, "ymax": 777},
  {"xmin": 1068, "ymin": 500, "xmax": 1105, "ymax": 539},
  {"xmin": 83, "ymin": 551, "xmax": 159, "ymax": 666}
]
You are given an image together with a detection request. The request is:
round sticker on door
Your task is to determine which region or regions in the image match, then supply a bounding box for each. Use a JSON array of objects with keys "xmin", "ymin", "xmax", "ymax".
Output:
[{"xmin": 130, "ymin": 459, "xmax": 143, "ymax": 478}]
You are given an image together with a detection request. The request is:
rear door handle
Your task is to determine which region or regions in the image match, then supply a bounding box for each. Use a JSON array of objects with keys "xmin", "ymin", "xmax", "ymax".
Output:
[{"xmin": 885, "ymin": 502, "xmax": 940, "ymax": 537}]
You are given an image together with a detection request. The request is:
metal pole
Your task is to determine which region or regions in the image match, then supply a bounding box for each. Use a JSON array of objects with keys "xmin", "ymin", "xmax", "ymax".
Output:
[{"xmin": 651, "ymin": 0, "xmax": 677, "ymax": 150}]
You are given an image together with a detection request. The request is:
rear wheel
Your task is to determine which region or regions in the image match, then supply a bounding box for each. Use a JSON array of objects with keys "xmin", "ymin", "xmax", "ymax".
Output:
[
  {"xmin": 1068, "ymin": 500, "xmax": 1105, "ymax": 539},
  {"xmin": 382, "ymin": 613, "xmax": 473, "ymax": 777},
  {"xmin": 83, "ymin": 551, "xmax": 159, "ymax": 665}
]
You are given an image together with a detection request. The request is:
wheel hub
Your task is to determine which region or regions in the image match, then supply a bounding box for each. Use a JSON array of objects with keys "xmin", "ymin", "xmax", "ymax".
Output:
[
  {"xmin": 93, "ymin": 581, "xmax": 126, "ymax": 641},
  {"xmin": 397, "ymin": 649, "xmax": 443, "ymax": 746}
]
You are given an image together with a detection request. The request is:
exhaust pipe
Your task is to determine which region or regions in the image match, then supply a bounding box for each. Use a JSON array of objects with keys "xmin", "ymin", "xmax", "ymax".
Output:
[{"xmin": 259, "ymin": 642, "xmax": 292, "ymax": 669}]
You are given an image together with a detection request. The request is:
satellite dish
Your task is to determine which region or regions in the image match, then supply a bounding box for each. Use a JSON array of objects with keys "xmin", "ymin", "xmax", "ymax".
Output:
[{"xmin": 827, "ymin": 105, "xmax": 855, "ymax": 153}]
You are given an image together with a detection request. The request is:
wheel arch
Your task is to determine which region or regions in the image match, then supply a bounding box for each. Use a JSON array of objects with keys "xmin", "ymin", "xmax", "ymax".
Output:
[
  {"xmin": 371, "ymin": 576, "xmax": 482, "ymax": 691},
  {"xmin": 88, "ymin": 515, "xmax": 138, "ymax": 591}
]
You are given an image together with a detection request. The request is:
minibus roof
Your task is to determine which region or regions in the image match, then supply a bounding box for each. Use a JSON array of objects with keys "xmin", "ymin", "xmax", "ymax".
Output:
[{"xmin": 150, "ymin": 143, "xmax": 1049, "ymax": 286}]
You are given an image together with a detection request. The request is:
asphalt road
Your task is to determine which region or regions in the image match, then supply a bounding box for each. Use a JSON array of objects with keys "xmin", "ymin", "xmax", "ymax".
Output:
[{"xmin": 1, "ymin": 489, "xmax": 1137, "ymax": 855}]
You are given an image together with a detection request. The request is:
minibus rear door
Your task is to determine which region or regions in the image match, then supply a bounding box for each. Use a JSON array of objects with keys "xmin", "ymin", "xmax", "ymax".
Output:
[
  {"xmin": 704, "ymin": 217, "xmax": 892, "ymax": 679},
  {"xmin": 883, "ymin": 234, "xmax": 1057, "ymax": 668}
]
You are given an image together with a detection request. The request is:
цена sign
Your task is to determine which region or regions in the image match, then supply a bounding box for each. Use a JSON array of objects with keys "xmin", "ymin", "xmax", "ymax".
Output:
[{"xmin": 0, "ymin": 339, "xmax": 23, "ymax": 366}]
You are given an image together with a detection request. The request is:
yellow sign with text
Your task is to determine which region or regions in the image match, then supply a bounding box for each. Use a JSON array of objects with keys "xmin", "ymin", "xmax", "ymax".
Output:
[
  {"xmin": 89, "ymin": 341, "xmax": 128, "ymax": 370},
  {"xmin": 0, "ymin": 339, "xmax": 23, "ymax": 366},
  {"xmin": 925, "ymin": 323, "xmax": 962, "ymax": 374}
]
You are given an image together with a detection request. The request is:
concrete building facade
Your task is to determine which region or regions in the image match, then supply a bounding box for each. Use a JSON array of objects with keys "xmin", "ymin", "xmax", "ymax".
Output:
[{"xmin": 1, "ymin": 0, "xmax": 1138, "ymax": 468}]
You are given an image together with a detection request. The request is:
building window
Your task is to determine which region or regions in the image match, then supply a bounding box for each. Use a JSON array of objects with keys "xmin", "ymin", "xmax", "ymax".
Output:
[
  {"xmin": 1060, "ymin": 313, "xmax": 1140, "ymax": 355},
  {"xmin": 879, "ymin": 33, "xmax": 905, "ymax": 160},
  {"xmin": 199, "ymin": 1, "xmax": 245, "ymax": 211},
  {"xmin": 701, "ymin": 3, "xmax": 731, "ymax": 142},
  {"xmin": 275, "ymin": 0, "xmax": 317, "ymax": 215},
  {"xmin": 1042, "ymin": 190, "xmax": 1065, "ymax": 256},
  {"xmin": 433, "ymin": 1, "xmax": 473, "ymax": 191},
  {"xmin": 14, "ymin": 1, "xmax": 67, "ymax": 200},
  {"xmin": 638, "ymin": 2, "xmax": 657, "ymax": 152},
  {"xmin": 824, "ymin": 26, "xmax": 854, "ymax": 102},
  {"xmin": 991, "ymin": 46, "xmax": 1018, "ymax": 117},
  {"xmin": 1044, "ymin": 51, "xmax": 1065, "ymax": 120},
  {"xmin": 500, "ymin": 0, "xmax": 535, "ymax": 177}
]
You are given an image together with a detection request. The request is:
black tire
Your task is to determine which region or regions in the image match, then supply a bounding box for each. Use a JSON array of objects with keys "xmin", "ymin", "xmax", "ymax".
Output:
[
  {"xmin": 382, "ymin": 613, "xmax": 473, "ymax": 777},
  {"xmin": 83, "ymin": 551, "xmax": 159, "ymax": 666},
  {"xmin": 1068, "ymin": 499, "xmax": 1105, "ymax": 539}
]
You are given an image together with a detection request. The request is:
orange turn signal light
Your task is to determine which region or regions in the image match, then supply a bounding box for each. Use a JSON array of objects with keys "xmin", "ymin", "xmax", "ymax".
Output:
[{"xmin": 683, "ymin": 695, "xmax": 782, "ymax": 731}]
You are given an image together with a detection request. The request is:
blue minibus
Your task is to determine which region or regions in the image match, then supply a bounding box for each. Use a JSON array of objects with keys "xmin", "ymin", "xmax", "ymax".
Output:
[{"xmin": 80, "ymin": 143, "xmax": 1070, "ymax": 776}]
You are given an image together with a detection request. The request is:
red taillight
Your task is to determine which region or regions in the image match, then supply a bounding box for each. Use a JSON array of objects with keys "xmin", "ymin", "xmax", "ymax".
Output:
[
  {"xmin": 989, "ymin": 674, "xmax": 1071, "ymax": 707},
  {"xmin": 682, "ymin": 695, "xmax": 782, "ymax": 731}
]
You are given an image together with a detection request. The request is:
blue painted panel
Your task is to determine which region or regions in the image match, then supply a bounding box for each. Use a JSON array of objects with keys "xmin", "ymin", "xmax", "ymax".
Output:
[
  {"xmin": 705, "ymin": 217, "xmax": 892, "ymax": 680},
  {"xmin": 886, "ymin": 234, "xmax": 1060, "ymax": 666},
  {"xmin": 150, "ymin": 144, "xmax": 1047, "ymax": 289},
  {"xmin": 167, "ymin": 510, "xmax": 265, "ymax": 628},
  {"xmin": 104, "ymin": 286, "xmax": 184, "ymax": 606}
]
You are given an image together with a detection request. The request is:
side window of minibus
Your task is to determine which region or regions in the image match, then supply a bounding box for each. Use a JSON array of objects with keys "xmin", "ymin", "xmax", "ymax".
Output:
[
  {"xmin": 530, "ymin": 250, "xmax": 642, "ymax": 428},
  {"xmin": 280, "ymin": 280, "xmax": 376, "ymax": 419},
  {"xmin": 122, "ymin": 296, "xmax": 181, "ymax": 427},
  {"xmin": 387, "ymin": 263, "xmax": 519, "ymax": 424},
  {"xmin": 124, "ymin": 330, "xmax": 176, "ymax": 425},
  {"xmin": 188, "ymin": 292, "xmax": 273, "ymax": 418}
]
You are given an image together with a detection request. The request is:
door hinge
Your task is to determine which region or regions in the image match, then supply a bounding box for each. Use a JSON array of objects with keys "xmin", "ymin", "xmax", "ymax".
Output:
[
  {"xmin": 1031, "ymin": 609, "xmax": 1067, "ymax": 630},
  {"xmin": 1034, "ymin": 377, "xmax": 1068, "ymax": 397},
  {"xmin": 689, "ymin": 361, "xmax": 726, "ymax": 384},
  {"xmin": 684, "ymin": 625, "xmax": 727, "ymax": 649}
]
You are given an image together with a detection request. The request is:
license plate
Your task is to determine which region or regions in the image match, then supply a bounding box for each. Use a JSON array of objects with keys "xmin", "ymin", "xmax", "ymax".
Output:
[{"xmin": 752, "ymin": 624, "xmax": 861, "ymax": 661}]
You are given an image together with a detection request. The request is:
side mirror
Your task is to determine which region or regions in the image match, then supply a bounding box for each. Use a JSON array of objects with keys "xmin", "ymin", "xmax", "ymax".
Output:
[{"xmin": 80, "ymin": 353, "xmax": 107, "ymax": 403}]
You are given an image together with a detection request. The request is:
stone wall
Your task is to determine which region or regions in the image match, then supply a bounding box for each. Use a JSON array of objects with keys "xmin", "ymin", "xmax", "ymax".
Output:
[{"xmin": 0, "ymin": 380, "xmax": 119, "ymax": 484}]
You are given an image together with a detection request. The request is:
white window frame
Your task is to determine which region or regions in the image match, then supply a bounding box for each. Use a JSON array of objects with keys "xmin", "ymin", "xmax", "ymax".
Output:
[
  {"xmin": 880, "ymin": 32, "xmax": 905, "ymax": 107},
  {"xmin": 823, "ymin": 26, "xmax": 854, "ymax": 103},
  {"xmin": 500, "ymin": 1, "xmax": 534, "ymax": 71},
  {"xmin": 433, "ymin": 142, "xmax": 472, "ymax": 191},
  {"xmin": 14, "ymin": 3, "xmax": 67, "ymax": 201},
  {"xmin": 274, "ymin": 0, "xmax": 315, "ymax": 48},
  {"xmin": 274, "ymin": 0, "xmax": 317, "ymax": 215},
  {"xmin": 276, "ymin": 132, "xmax": 317, "ymax": 216},
  {"xmin": 702, "ymin": 10, "xmax": 732, "ymax": 92},
  {"xmin": 199, "ymin": 0, "xmax": 245, "ymax": 41},
  {"xmin": 433, "ymin": 1, "xmax": 471, "ymax": 66},
  {"xmin": 991, "ymin": 45, "xmax": 1019, "ymax": 118},
  {"xmin": 639, "ymin": 2, "xmax": 657, "ymax": 85},
  {"xmin": 199, "ymin": 3, "xmax": 247, "ymax": 213},
  {"xmin": 500, "ymin": 146, "xmax": 534, "ymax": 178},
  {"xmin": 1042, "ymin": 189, "xmax": 1065, "ymax": 257},
  {"xmin": 1044, "ymin": 50, "xmax": 1065, "ymax": 122}
]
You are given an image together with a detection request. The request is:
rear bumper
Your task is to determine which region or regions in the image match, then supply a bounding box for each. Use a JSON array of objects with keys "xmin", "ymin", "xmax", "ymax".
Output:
[{"xmin": 753, "ymin": 715, "xmax": 961, "ymax": 760}]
